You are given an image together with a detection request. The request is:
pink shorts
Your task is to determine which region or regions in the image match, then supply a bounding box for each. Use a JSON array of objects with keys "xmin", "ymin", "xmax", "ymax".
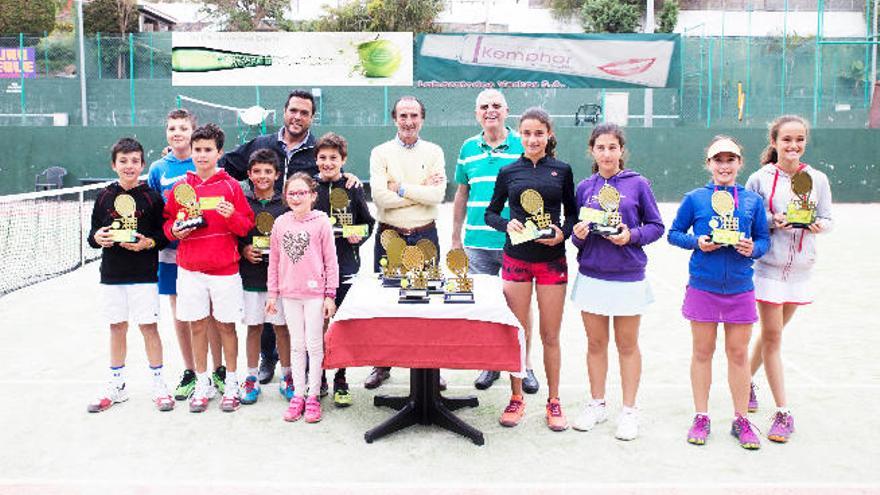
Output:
[{"xmin": 501, "ymin": 254, "xmax": 568, "ymax": 285}]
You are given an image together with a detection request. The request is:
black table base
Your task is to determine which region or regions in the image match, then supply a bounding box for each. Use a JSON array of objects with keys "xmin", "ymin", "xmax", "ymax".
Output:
[{"xmin": 364, "ymin": 368, "xmax": 484, "ymax": 445}]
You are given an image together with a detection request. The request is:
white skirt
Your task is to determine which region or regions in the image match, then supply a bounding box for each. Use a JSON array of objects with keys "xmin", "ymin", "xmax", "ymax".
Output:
[
  {"xmin": 569, "ymin": 273, "xmax": 654, "ymax": 316},
  {"xmin": 754, "ymin": 275, "xmax": 813, "ymax": 305}
]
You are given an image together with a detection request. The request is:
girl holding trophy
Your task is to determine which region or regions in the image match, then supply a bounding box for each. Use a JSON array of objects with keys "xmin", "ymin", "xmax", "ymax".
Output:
[
  {"xmin": 668, "ymin": 136, "xmax": 770, "ymax": 450},
  {"xmin": 569, "ymin": 123, "xmax": 665, "ymax": 440},
  {"xmin": 745, "ymin": 115, "xmax": 834, "ymax": 443}
]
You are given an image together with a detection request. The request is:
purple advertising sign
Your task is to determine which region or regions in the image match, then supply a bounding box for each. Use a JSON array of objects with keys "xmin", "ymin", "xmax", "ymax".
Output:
[{"xmin": 0, "ymin": 47, "xmax": 36, "ymax": 78}]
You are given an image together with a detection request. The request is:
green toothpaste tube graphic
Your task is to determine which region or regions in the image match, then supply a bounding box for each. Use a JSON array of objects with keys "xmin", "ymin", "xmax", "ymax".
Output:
[
  {"xmin": 420, "ymin": 34, "xmax": 674, "ymax": 87},
  {"xmin": 172, "ymin": 47, "xmax": 272, "ymax": 73}
]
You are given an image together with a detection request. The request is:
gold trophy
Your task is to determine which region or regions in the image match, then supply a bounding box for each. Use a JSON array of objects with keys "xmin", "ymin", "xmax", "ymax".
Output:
[
  {"xmin": 109, "ymin": 194, "xmax": 138, "ymax": 243},
  {"xmin": 252, "ymin": 211, "xmax": 274, "ymax": 261},
  {"xmin": 173, "ymin": 183, "xmax": 207, "ymax": 230},
  {"xmin": 416, "ymin": 238, "xmax": 444, "ymax": 294},
  {"xmin": 443, "ymin": 248, "xmax": 474, "ymax": 304},
  {"xmin": 329, "ymin": 187, "xmax": 369, "ymax": 238},
  {"xmin": 380, "ymin": 230, "xmax": 405, "ymax": 287},
  {"xmin": 398, "ymin": 246, "xmax": 430, "ymax": 304},
  {"xmin": 586, "ymin": 183, "xmax": 623, "ymax": 236},
  {"xmin": 510, "ymin": 189, "xmax": 554, "ymax": 245},
  {"xmin": 709, "ymin": 190, "xmax": 743, "ymax": 245},
  {"xmin": 786, "ymin": 171, "xmax": 817, "ymax": 229}
]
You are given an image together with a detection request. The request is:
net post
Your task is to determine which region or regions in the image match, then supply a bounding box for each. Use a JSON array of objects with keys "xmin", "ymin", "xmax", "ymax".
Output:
[
  {"xmin": 129, "ymin": 33, "xmax": 135, "ymax": 126},
  {"xmin": 19, "ymin": 33, "xmax": 26, "ymax": 124},
  {"xmin": 97, "ymin": 32, "xmax": 102, "ymax": 80},
  {"xmin": 79, "ymin": 190, "xmax": 86, "ymax": 268}
]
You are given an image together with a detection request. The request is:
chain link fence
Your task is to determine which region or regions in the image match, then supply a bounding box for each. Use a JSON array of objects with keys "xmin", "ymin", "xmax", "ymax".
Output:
[{"xmin": 0, "ymin": 32, "xmax": 875, "ymax": 133}]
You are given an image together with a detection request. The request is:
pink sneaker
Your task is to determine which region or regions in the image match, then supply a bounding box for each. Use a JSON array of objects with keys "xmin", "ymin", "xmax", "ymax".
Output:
[
  {"xmin": 767, "ymin": 411, "xmax": 795, "ymax": 443},
  {"xmin": 304, "ymin": 396, "xmax": 322, "ymax": 423},
  {"xmin": 283, "ymin": 396, "xmax": 305, "ymax": 422}
]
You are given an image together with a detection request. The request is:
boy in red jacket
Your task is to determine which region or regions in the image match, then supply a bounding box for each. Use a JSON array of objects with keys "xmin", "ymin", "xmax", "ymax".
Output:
[{"xmin": 163, "ymin": 123, "xmax": 255, "ymax": 413}]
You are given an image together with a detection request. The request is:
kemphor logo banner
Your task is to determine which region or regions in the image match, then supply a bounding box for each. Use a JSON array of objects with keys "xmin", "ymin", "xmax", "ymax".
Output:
[{"xmin": 415, "ymin": 33, "xmax": 680, "ymax": 89}]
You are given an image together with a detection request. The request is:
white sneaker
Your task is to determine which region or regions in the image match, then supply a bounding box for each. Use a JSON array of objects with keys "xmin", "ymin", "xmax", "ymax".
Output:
[
  {"xmin": 572, "ymin": 400, "xmax": 607, "ymax": 431},
  {"xmin": 87, "ymin": 383, "xmax": 129, "ymax": 413},
  {"xmin": 189, "ymin": 378, "xmax": 216, "ymax": 413},
  {"xmin": 615, "ymin": 409, "xmax": 639, "ymax": 441},
  {"xmin": 152, "ymin": 381, "xmax": 174, "ymax": 412}
]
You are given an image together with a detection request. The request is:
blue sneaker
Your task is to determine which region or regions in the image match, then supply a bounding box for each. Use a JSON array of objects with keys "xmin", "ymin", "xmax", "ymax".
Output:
[
  {"xmin": 240, "ymin": 376, "xmax": 261, "ymax": 405},
  {"xmin": 279, "ymin": 372, "xmax": 294, "ymax": 400}
]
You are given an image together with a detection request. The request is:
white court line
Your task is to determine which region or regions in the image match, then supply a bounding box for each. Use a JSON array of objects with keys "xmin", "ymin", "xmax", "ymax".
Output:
[
  {"xmin": 3, "ymin": 379, "xmax": 878, "ymax": 389},
  {"xmin": 781, "ymin": 357, "xmax": 826, "ymax": 385}
]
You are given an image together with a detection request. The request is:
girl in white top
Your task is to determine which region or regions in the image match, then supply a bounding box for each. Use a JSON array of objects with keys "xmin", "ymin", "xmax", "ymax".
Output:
[{"xmin": 745, "ymin": 115, "xmax": 833, "ymax": 443}]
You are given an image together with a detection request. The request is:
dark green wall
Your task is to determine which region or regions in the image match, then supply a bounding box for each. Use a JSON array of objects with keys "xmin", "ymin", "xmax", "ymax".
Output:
[{"xmin": 2, "ymin": 126, "xmax": 878, "ymax": 201}]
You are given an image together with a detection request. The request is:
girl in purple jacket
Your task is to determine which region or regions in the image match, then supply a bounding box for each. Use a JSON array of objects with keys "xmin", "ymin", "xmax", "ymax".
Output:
[{"xmin": 569, "ymin": 123, "xmax": 664, "ymax": 441}]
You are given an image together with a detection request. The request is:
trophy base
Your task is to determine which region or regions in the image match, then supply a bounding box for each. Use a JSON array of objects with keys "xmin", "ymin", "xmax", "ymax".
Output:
[
  {"xmin": 589, "ymin": 225, "xmax": 623, "ymax": 237},
  {"xmin": 537, "ymin": 228, "xmax": 555, "ymax": 239},
  {"xmin": 174, "ymin": 217, "xmax": 207, "ymax": 231},
  {"xmin": 427, "ymin": 279, "xmax": 445, "ymax": 294},
  {"xmin": 789, "ymin": 222, "xmax": 813, "ymax": 229},
  {"xmin": 444, "ymin": 292, "xmax": 475, "ymax": 304},
  {"xmin": 382, "ymin": 276, "xmax": 403, "ymax": 288},
  {"xmin": 399, "ymin": 288, "xmax": 430, "ymax": 304}
]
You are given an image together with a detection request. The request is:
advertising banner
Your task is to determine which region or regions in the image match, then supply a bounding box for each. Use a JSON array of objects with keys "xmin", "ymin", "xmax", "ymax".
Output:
[
  {"xmin": 416, "ymin": 33, "xmax": 680, "ymax": 89},
  {"xmin": 0, "ymin": 48, "xmax": 36, "ymax": 79},
  {"xmin": 172, "ymin": 32, "xmax": 413, "ymax": 86}
]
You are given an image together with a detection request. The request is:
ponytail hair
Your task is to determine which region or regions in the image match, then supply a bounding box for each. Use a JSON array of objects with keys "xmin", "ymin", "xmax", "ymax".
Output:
[
  {"xmin": 761, "ymin": 114, "xmax": 810, "ymax": 165},
  {"xmin": 519, "ymin": 107, "xmax": 556, "ymax": 158},
  {"xmin": 588, "ymin": 122, "xmax": 627, "ymax": 174}
]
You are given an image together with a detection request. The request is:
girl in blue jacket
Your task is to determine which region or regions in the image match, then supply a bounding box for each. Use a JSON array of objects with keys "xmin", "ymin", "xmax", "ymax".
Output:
[{"xmin": 668, "ymin": 136, "xmax": 770, "ymax": 450}]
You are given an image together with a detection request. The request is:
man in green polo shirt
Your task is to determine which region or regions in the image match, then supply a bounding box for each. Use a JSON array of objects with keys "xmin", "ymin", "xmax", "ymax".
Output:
[{"xmin": 450, "ymin": 89, "xmax": 540, "ymax": 394}]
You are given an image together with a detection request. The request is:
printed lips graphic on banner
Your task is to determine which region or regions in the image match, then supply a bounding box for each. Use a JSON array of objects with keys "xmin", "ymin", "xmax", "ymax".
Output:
[{"xmin": 598, "ymin": 58, "xmax": 657, "ymax": 77}]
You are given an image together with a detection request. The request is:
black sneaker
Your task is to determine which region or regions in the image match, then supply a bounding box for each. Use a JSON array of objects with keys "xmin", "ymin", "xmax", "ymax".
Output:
[
  {"xmin": 258, "ymin": 357, "xmax": 276, "ymax": 385},
  {"xmin": 333, "ymin": 379, "xmax": 352, "ymax": 408},
  {"xmin": 173, "ymin": 369, "xmax": 196, "ymax": 401},
  {"xmin": 474, "ymin": 370, "xmax": 500, "ymax": 390},
  {"xmin": 522, "ymin": 368, "xmax": 540, "ymax": 395},
  {"xmin": 212, "ymin": 365, "xmax": 226, "ymax": 395}
]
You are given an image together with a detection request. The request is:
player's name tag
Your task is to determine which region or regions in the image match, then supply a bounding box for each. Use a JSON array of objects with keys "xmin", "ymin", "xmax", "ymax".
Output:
[
  {"xmin": 711, "ymin": 229, "xmax": 743, "ymax": 246},
  {"xmin": 579, "ymin": 207, "xmax": 607, "ymax": 224},
  {"xmin": 341, "ymin": 224, "xmax": 369, "ymax": 237},
  {"xmin": 109, "ymin": 229, "xmax": 136, "ymax": 243},
  {"xmin": 199, "ymin": 196, "xmax": 223, "ymax": 210}
]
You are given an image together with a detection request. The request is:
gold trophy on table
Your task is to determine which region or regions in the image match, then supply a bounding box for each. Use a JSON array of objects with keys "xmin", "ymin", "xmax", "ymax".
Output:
[
  {"xmin": 786, "ymin": 171, "xmax": 817, "ymax": 229},
  {"xmin": 709, "ymin": 190, "xmax": 743, "ymax": 245},
  {"xmin": 398, "ymin": 245, "xmax": 430, "ymax": 304},
  {"xmin": 443, "ymin": 248, "xmax": 474, "ymax": 304},
  {"xmin": 380, "ymin": 230, "xmax": 406, "ymax": 287},
  {"xmin": 510, "ymin": 189, "xmax": 554, "ymax": 245},
  {"xmin": 172, "ymin": 183, "xmax": 207, "ymax": 230},
  {"xmin": 329, "ymin": 187, "xmax": 369, "ymax": 238},
  {"xmin": 582, "ymin": 183, "xmax": 623, "ymax": 237},
  {"xmin": 416, "ymin": 238, "xmax": 444, "ymax": 294},
  {"xmin": 109, "ymin": 194, "xmax": 138, "ymax": 243},
  {"xmin": 252, "ymin": 211, "xmax": 274, "ymax": 262}
]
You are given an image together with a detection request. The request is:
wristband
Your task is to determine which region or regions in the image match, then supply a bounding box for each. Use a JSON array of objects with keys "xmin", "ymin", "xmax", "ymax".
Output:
[{"xmin": 397, "ymin": 185, "xmax": 406, "ymax": 198}]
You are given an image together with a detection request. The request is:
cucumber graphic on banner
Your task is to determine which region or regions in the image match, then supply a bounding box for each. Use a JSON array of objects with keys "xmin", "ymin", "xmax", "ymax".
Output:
[
  {"xmin": 172, "ymin": 32, "xmax": 412, "ymax": 86},
  {"xmin": 416, "ymin": 33, "xmax": 680, "ymax": 89}
]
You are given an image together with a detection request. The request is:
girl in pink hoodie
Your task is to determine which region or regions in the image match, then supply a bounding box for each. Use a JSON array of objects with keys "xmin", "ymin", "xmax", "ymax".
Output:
[{"xmin": 266, "ymin": 172, "xmax": 339, "ymax": 423}]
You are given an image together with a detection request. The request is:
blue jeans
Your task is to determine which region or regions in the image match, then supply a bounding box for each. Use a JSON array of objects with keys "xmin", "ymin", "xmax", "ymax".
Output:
[{"xmin": 464, "ymin": 247, "xmax": 504, "ymax": 276}]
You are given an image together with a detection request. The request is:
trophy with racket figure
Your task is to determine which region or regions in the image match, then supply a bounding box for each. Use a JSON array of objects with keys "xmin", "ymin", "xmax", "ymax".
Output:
[
  {"xmin": 510, "ymin": 189, "xmax": 555, "ymax": 245},
  {"xmin": 416, "ymin": 238, "xmax": 444, "ymax": 294},
  {"xmin": 398, "ymin": 246, "xmax": 430, "ymax": 304},
  {"xmin": 252, "ymin": 211, "xmax": 274, "ymax": 261},
  {"xmin": 583, "ymin": 183, "xmax": 623, "ymax": 237},
  {"xmin": 379, "ymin": 230, "xmax": 405, "ymax": 287},
  {"xmin": 443, "ymin": 248, "xmax": 474, "ymax": 304},
  {"xmin": 709, "ymin": 190, "xmax": 743, "ymax": 246},
  {"xmin": 173, "ymin": 183, "xmax": 207, "ymax": 230},
  {"xmin": 328, "ymin": 187, "xmax": 369, "ymax": 238},
  {"xmin": 786, "ymin": 171, "xmax": 817, "ymax": 229},
  {"xmin": 109, "ymin": 194, "xmax": 138, "ymax": 243}
]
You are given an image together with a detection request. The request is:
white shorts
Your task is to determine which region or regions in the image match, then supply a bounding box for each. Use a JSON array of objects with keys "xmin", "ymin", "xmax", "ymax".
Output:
[
  {"xmin": 243, "ymin": 290, "xmax": 286, "ymax": 326},
  {"xmin": 101, "ymin": 283, "xmax": 160, "ymax": 325},
  {"xmin": 754, "ymin": 275, "xmax": 814, "ymax": 305},
  {"xmin": 176, "ymin": 267, "xmax": 244, "ymax": 323},
  {"xmin": 570, "ymin": 273, "xmax": 654, "ymax": 316}
]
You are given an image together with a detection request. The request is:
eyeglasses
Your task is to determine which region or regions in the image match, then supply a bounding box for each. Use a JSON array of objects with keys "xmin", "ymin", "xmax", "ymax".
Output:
[
  {"xmin": 286, "ymin": 190, "xmax": 312, "ymax": 198},
  {"xmin": 479, "ymin": 103, "xmax": 504, "ymax": 111}
]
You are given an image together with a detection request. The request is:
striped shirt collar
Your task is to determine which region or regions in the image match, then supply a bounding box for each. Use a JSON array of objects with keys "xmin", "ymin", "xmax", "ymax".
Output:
[{"xmin": 395, "ymin": 134, "xmax": 420, "ymax": 149}]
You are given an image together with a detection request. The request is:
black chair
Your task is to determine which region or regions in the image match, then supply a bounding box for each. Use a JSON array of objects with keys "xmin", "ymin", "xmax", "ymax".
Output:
[
  {"xmin": 35, "ymin": 166, "xmax": 67, "ymax": 191},
  {"xmin": 574, "ymin": 104, "xmax": 603, "ymax": 126}
]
